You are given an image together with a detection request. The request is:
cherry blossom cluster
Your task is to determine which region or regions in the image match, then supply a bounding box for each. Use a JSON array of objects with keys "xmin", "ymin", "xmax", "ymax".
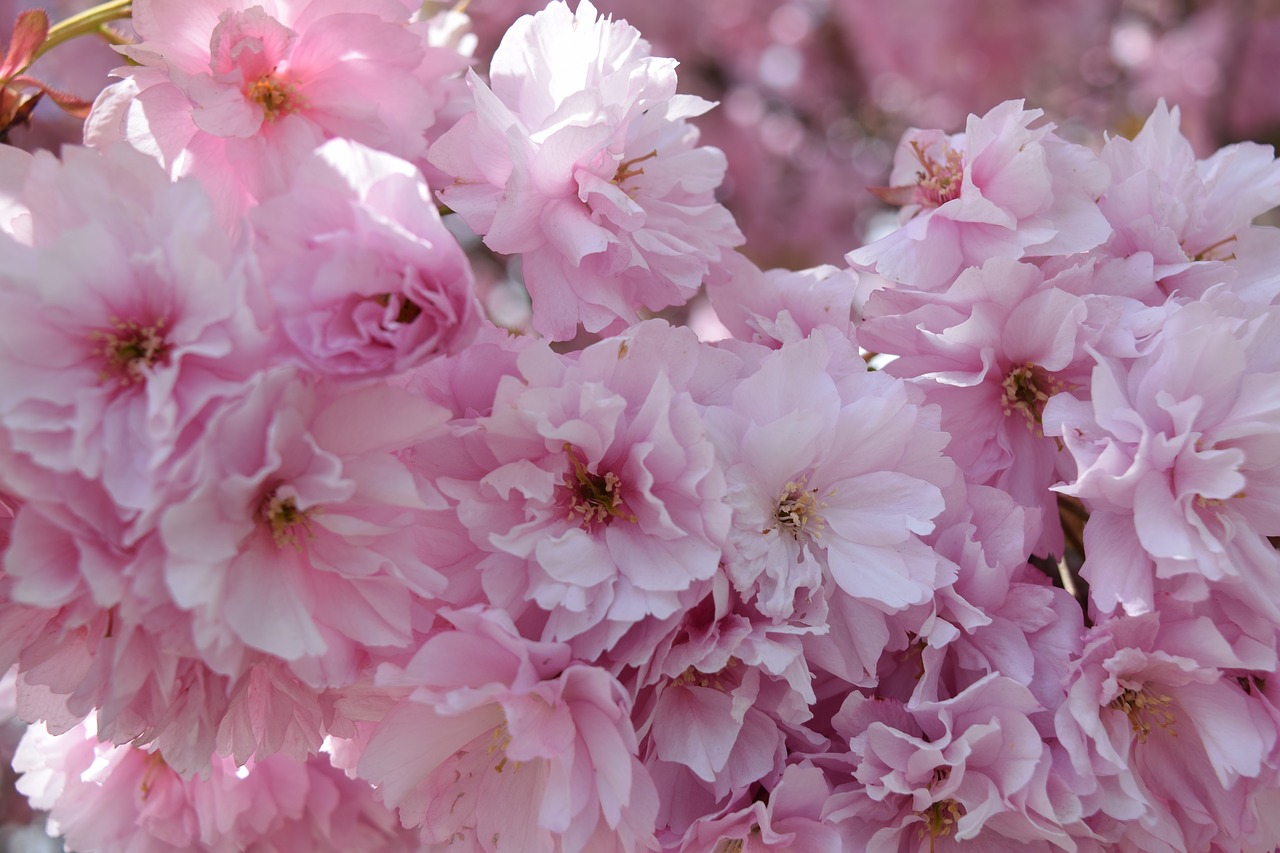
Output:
[{"xmin": 1, "ymin": 1, "xmax": 1280, "ymax": 851}]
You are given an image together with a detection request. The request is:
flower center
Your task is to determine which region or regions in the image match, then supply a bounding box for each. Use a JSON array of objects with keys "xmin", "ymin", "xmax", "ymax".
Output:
[
  {"xmin": 612, "ymin": 149, "xmax": 658, "ymax": 188},
  {"xmin": 1000, "ymin": 362, "xmax": 1062, "ymax": 436},
  {"xmin": 257, "ymin": 488, "xmax": 315, "ymax": 549},
  {"xmin": 911, "ymin": 140, "xmax": 964, "ymax": 208},
  {"xmin": 488, "ymin": 722, "xmax": 521, "ymax": 774},
  {"xmin": 1109, "ymin": 686, "xmax": 1177, "ymax": 743},
  {"xmin": 372, "ymin": 293, "xmax": 423, "ymax": 326},
  {"xmin": 92, "ymin": 317, "xmax": 170, "ymax": 385},
  {"xmin": 917, "ymin": 798, "xmax": 964, "ymax": 850},
  {"xmin": 670, "ymin": 657, "xmax": 740, "ymax": 690},
  {"xmin": 562, "ymin": 444, "xmax": 635, "ymax": 530},
  {"xmin": 764, "ymin": 475, "xmax": 827, "ymax": 539},
  {"xmin": 139, "ymin": 751, "xmax": 169, "ymax": 801},
  {"xmin": 247, "ymin": 72, "xmax": 297, "ymax": 121}
]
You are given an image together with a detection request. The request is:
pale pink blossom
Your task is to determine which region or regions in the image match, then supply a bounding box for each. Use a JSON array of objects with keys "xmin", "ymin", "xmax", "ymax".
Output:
[
  {"xmin": 429, "ymin": 0, "xmax": 743, "ymax": 340},
  {"xmin": 704, "ymin": 252, "xmax": 858, "ymax": 348},
  {"xmin": 629, "ymin": 577, "xmax": 816, "ymax": 836},
  {"xmin": 251, "ymin": 138, "xmax": 481, "ymax": 379},
  {"xmin": 886, "ymin": 482, "xmax": 1083, "ymax": 711},
  {"xmin": 0, "ymin": 144, "xmax": 269, "ymax": 539},
  {"xmin": 86, "ymin": 0, "xmax": 470, "ymax": 222},
  {"xmin": 438, "ymin": 321, "xmax": 732, "ymax": 663},
  {"xmin": 713, "ymin": 329, "xmax": 956, "ymax": 629},
  {"xmin": 356, "ymin": 606, "xmax": 659, "ymax": 852},
  {"xmin": 828, "ymin": 674, "xmax": 1081, "ymax": 851},
  {"xmin": 859, "ymin": 257, "xmax": 1094, "ymax": 556},
  {"xmin": 1054, "ymin": 609, "xmax": 1278, "ymax": 851},
  {"xmin": 1094, "ymin": 100, "xmax": 1280, "ymax": 304},
  {"xmin": 158, "ymin": 369, "xmax": 451, "ymax": 684},
  {"xmin": 14, "ymin": 718, "xmax": 412, "ymax": 852},
  {"xmin": 676, "ymin": 762, "xmax": 841, "ymax": 852},
  {"xmin": 1043, "ymin": 296, "xmax": 1280, "ymax": 619},
  {"xmin": 848, "ymin": 99, "xmax": 1111, "ymax": 290}
]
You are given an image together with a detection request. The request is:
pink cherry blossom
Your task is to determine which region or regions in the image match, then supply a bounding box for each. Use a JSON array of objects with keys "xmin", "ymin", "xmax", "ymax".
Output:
[
  {"xmin": 86, "ymin": 0, "xmax": 470, "ymax": 222},
  {"xmin": 676, "ymin": 762, "xmax": 842, "ymax": 851},
  {"xmin": 158, "ymin": 368, "xmax": 451, "ymax": 684},
  {"xmin": 428, "ymin": 0, "xmax": 743, "ymax": 340},
  {"xmin": 828, "ymin": 674, "xmax": 1083, "ymax": 851},
  {"xmin": 356, "ymin": 606, "xmax": 659, "ymax": 852},
  {"xmin": 1093, "ymin": 100, "xmax": 1280, "ymax": 304},
  {"xmin": 859, "ymin": 257, "xmax": 1096, "ymax": 556},
  {"xmin": 437, "ymin": 320, "xmax": 732, "ymax": 663},
  {"xmin": 14, "ymin": 718, "xmax": 413, "ymax": 853},
  {"xmin": 1043, "ymin": 296, "xmax": 1280, "ymax": 620},
  {"xmin": 705, "ymin": 252, "xmax": 858, "ymax": 348},
  {"xmin": 1054, "ymin": 609, "xmax": 1279, "ymax": 851},
  {"xmin": 714, "ymin": 329, "xmax": 956, "ymax": 628},
  {"xmin": 251, "ymin": 138, "xmax": 481, "ymax": 379},
  {"xmin": 848, "ymin": 99, "xmax": 1111, "ymax": 291},
  {"xmin": 0, "ymin": 144, "xmax": 269, "ymax": 539}
]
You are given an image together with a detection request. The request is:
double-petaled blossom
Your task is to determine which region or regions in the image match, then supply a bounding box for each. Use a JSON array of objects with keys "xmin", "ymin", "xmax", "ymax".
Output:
[
  {"xmin": 14, "ymin": 718, "xmax": 413, "ymax": 853},
  {"xmin": 435, "ymin": 320, "xmax": 733, "ymax": 664},
  {"xmin": 158, "ymin": 369, "xmax": 452, "ymax": 685},
  {"xmin": 828, "ymin": 674, "xmax": 1085, "ymax": 851},
  {"xmin": 705, "ymin": 252, "xmax": 859, "ymax": 349},
  {"xmin": 847, "ymin": 99, "xmax": 1112, "ymax": 291},
  {"xmin": 251, "ymin": 138, "xmax": 481, "ymax": 379},
  {"xmin": 859, "ymin": 257, "xmax": 1095, "ymax": 556},
  {"xmin": 86, "ymin": 0, "xmax": 472, "ymax": 222},
  {"xmin": 0, "ymin": 144, "xmax": 268, "ymax": 540},
  {"xmin": 355, "ymin": 606, "xmax": 659, "ymax": 852},
  {"xmin": 1093, "ymin": 100, "xmax": 1280, "ymax": 305},
  {"xmin": 1054, "ymin": 609, "xmax": 1279, "ymax": 851},
  {"xmin": 712, "ymin": 329, "xmax": 957, "ymax": 645},
  {"xmin": 1044, "ymin": 296, "xmax": 1280, "ymax": 622},
  {"xmin": 429, "ymin": 0, "xmax": 743, "ymax": 340},
  {"xmin": 676, "ymin": 762, "xmax": 842, "ymax": 852}
]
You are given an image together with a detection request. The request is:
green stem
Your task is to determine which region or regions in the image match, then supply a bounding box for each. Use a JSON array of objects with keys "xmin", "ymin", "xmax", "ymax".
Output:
[{"xmin": 29, "ymin": 0, "xmax": 132, "ymax": 66}]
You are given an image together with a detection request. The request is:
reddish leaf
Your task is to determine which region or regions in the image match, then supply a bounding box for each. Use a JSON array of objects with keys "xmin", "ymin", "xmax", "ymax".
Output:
[
  {"xmin": 0, "ymin": 9, "xmax": 50, "ymax": 80},
  {"xmin": 11, "ymin": 74, "xmax": 93, "ymax": 118}
]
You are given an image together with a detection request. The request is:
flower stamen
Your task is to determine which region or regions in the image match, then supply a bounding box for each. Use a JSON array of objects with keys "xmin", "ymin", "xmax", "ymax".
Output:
[
  {"xmin": 246, "ymin": 72, "xmax": 298, "ymax": 121},
  {"xmin": 763, "ymin": 475, "xmax": 827, "ymax": 539},
  {"xmin": 563, "ymin": 443, "xmax": 636, "ymax": 529},
  {"xmin": 613, "ymin": 149, "xmax": 658, "ymax": 186},
  {"xmin": 257, "ymin": 488, "xmax": 316, "ymax": 549},
  {"xmin": 910, "ymin": 140, "xmax": 964, "ymax": 208},
  {"xmin": 91, "ymin": 317, "xmax": 170, "ymax": 385},
  {"xmin": 1000, "ymin": 362, "xmax": 1062, "ymax": 436},
  {"xmin": 1109, "ymin": 686, "xmax": 1177, "ymax": 743},
  {"xmin": 916, "ymin": 798, "xmax": 964, "ymax": 853}
]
